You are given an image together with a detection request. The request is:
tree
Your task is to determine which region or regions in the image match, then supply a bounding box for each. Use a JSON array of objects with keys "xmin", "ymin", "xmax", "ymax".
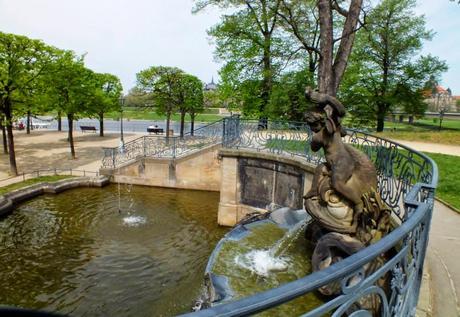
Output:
[
  {"xmin": 180, "ymin": 75, "xmax": 204, "ymax": 136},
  {"xmin": 269, "ymin": 70, "xmax": 314, "ymax": 121},
  {"xmin": 46, "ymin": 51, "xmax": 93, "ymax": 158},
  {"xmin": 277, "ymin": 0, "xmax": 320, "ymax": 81},
  {"xmin": 0, "ymin": 113, "xmax": 7, "ymax": 154},
  {"xmin": 341, "ymin": 0, "xmax": 447, "ymax": 131},
  {"xmin": 90, "ymin": 73, "xmax": 123, "ymax": 137},
  {"xmin": 136, "ymin": 66, "xmax": 184, "ymax": 138},
  {"xmin": 194, "ymin": 0, "xmax": 288, "ymax": 117},
  {"xmin": 0, "ymin": 32, "xmax": 58, "ymax": 175}
]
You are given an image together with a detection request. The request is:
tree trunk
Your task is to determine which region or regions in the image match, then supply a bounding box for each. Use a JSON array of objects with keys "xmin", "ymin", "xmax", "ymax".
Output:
[
  {"xmin": 166, "ymin": 112, "xmax": 171, "ymax": 140},
  {"xmin": 99, "ymin": 112, "xmax": 104, "ymax": 137},
  {"xmin": 331, "ymin": 0, "xmax": 363, "ymax": 93},
  {"xmin": 260, "ymin": 33, "xmax": 272, "ymax": 115},
  {"xmin": 57, "ymin": 112, "xmax": 62, "ymax": 131},
  {"xmin": 376, "ymin": 103, "xmax": 387, "ymax": 132},
  {"xmin": 0, "ymin": 118, "xmax": 7, "ymax": 154},
  {"xmin": 317, "ymin": 0, "xmax": 334, "ymax": 95},
  {"xmin": 190, "ymin": 113, "xmax": 195, "ymax": 136},
  {"xmin": 317, "ymin": 0, "xmax": 363, "ymax": 95},
  {"xmin": 67, "ymin": 113, "xmax": 76, "ymax": 159},
  {"xmin": 180, "ymin": 111, "xmax": 186, "ymax": 138},
  {"xmin": 4, "ymin": 98, "xmax": 18, "ymax": 175},
  {"xmin": 26, "ymin": 110, "xmax": 31, "ymax": 134}
]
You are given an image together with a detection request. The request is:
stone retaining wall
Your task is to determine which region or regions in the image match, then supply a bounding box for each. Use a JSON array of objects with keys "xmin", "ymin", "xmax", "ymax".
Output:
[
  {"xmin": 217, "ymin": 149, "xmax": 316, "ymax": 226},
  {"xmin": 0, "ymin": 176, "xmax": 110, "ymax": 217},
  {"xmin": 100, "ymin": 144, "xmax": 221, "ymax": 192}
]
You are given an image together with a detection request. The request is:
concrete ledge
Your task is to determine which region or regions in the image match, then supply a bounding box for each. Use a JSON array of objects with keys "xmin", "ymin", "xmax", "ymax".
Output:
[
  {"xmin": 218, "ymin": 148, "xmax": 317, "ymax": 173},
  {"xmin": 0, "ymin": 176, "xmax": 110, "ymax": 217}
]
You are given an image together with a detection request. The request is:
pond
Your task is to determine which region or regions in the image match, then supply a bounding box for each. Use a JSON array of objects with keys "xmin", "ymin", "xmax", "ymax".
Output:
[{"xmin": 0, "ymin": 185, "xmax": 226, "ymax": 316}]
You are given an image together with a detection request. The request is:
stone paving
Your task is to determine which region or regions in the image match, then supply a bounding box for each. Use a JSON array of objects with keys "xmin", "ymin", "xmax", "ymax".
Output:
[{"xmin": 0, "ymin": 130, "xmax": 142, "ymax": 181}]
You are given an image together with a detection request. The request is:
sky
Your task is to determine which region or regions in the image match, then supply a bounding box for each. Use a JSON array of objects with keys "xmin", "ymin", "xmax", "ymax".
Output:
[{"xmin": 0, "ymin": 0, "xmax": 459, "ymax": 94}]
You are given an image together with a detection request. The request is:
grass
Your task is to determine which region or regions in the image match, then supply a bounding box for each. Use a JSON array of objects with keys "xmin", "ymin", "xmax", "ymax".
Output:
[
  {"xmin": 377, "ymin": 130, "xmax": 460, "ymax": 146},
  {"xmin": 423, "ymin": 152, "xmax": 460, "ymax": 212},
  {"xmin": 0, "ymin": 175, "xmax": 74, "ymax": 195},
  {"xmin": 106, "ymin": 110, "xmax": 225, "ymax": 122}
]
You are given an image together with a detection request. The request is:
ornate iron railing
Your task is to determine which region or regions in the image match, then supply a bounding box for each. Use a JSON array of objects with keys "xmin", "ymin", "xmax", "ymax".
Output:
[
  {"xmin": 181, "ymin": 118, "xmax": 437, "ymax": 317},
  {"xmin": 101, "ymin": 120, "xmax": 224, "ymax": 169}
]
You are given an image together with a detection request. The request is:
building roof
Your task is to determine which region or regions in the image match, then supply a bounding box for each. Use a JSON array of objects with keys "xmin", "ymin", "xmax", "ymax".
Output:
[{"xmin": 204, "ymin": 77, "xmax": 217, "ymax": 91}]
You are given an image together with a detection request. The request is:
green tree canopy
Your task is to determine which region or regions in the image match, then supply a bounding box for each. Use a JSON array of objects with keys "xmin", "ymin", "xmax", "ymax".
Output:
[
  {"xmin": 0, "ymin": 31, "xmax": 59, "ymax": 174},
  {"xmin": 136, "ymin": 66, "xmax": 184, "ymax": 137},
  {"xmin": 340, "ymin": 0, "xmax": 447, "ymax": 131},
  {"xmin": 89, "ymin": 72, "xmax": 123, "ymax": 136}
]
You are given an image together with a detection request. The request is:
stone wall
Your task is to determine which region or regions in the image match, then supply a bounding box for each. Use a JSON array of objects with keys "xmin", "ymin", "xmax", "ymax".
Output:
[
  {"xmin": 101, "ymin": 144, "xmax": 222, "ymax": 192},
  {"xmin": 0, "ymin": 176, "xmax": 110, "ymax": 217},
  {"xmin": 217, "ymin": 149, "xmax": 315, "ymax": 226}
]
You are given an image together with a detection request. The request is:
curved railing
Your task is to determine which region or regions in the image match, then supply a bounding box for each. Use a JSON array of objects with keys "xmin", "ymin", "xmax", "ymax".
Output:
[{"xmin": 182, "ymin": 118, "xmax": 437, "ymax": 316}]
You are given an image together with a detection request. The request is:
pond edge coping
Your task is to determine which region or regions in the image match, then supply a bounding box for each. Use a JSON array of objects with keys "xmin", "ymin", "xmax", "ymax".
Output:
[{"xmin": 0, "ymin": 176, "xmax": 110, "ymax": 217}]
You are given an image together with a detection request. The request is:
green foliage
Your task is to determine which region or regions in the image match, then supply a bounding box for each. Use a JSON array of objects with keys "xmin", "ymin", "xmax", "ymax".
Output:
[
  {"xmin": 177, "ymin": 74, "xmax": 204, "ymax": 116},
  {"xmin": 89, "ymin": 72, "xmax": 123, "ymax": 117},
  {"xmin": 136, "ymin": 66, "xmax": 184, "ymax": 117},
  {"xmin": 340, "ymin": 0, "xmax": 447, "ymax": 131},
  {"xmin": 196, "ymin": 0, "xmax": 299, "ymax": 116},
  {"xmin": 269, "ymin": 70, "xmax": 314, "ymax": 121},
  {"xmin": 45, "ymin": 51, "xmax": 107, "ymax": 125},
  {"xmin": 0, "ymin": 32, "xmax": 59, "ymax": 121}
]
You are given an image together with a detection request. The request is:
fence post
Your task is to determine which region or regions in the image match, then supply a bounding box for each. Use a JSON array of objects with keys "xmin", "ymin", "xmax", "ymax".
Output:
[
  {"xmin": 172, "ymin": 137, "xmax": 176, "ymax": 159},
  {"xmin": 54, "ymin": 168, "xmax": 57, "ymax": 175},
  {"xmin": 143, "ymin": 136, "xmax": 146, "ymax": 157},
  {"xmin": 70, "ymin": 168, "xmax": 72, "ymax": 176},
  {"xmin": 37, "ymin": 170, "xmax": 39, "ymax": 178}
]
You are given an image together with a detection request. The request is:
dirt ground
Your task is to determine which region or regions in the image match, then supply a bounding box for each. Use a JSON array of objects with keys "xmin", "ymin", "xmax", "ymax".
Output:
[{"xmin": 0, "ymin": 130, "xmax": 142, "ymax": 179}]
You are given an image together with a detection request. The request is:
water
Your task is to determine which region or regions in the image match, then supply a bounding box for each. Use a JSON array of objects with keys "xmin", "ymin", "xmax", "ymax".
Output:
[
  {"xmin": 211, "ymin": 222, "xmax": 323, "ymax": 316},
  {"xmin": 122, "ymin": 215, "xmax": 147, "ymax": 227},
  {"xmin": 234, "ymin": 217, "xmax": 309, "ymax": 278},
  {"xmin": 235, "ymin": 250, "xmax": 289, "ymax": 277},
  {"xmin": 0, "ymin": 185, "xmax": 226, "ymax": 316},
  {"xmin": 269, "ymin": 218, "xmax": 309, "ymax": 258}
]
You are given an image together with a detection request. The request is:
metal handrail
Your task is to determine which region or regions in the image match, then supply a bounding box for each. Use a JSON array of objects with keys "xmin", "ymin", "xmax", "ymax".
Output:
[
  {"xmin": 181, "ymin": 117, "xmax": 437, "ymax": 317},
  {"xmin": 101, "ymin": 119, "xmax": 224, "ymax": 169}
]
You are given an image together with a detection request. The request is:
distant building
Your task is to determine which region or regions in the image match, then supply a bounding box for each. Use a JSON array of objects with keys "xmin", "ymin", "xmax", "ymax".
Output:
[
  {"xmin": 424, "ymin": 85, "xmax": 460, "ymax": 112},
  {"xmin": 204, "ymin": 77, "xmax": 217, "ymax": 92}
]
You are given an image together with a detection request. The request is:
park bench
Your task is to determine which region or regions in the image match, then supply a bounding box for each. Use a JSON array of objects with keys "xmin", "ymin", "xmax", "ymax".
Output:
[
  {"xmin": 147, "ymin": 127, "xmax": 164, "ymax": 134},
  {"xmin": 80, "ymin": 126, "xmax": 97, "ymax": 133}
]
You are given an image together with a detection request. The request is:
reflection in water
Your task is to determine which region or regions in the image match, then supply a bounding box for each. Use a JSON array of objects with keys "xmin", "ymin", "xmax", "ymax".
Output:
[{"xmin": 0, "ymin": 185, "xmax": 226, "ymax": 317}]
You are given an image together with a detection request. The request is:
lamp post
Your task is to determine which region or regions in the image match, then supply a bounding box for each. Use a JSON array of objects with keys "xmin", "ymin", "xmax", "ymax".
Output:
[{"xmin": 119, "ymin": 96, "xmax": 125, "ymax": 150}]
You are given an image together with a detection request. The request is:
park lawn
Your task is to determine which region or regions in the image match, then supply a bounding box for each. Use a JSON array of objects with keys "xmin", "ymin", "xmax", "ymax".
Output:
[
  {"xmin": 423, "ymin": 152, "xmax": 460, "ymax": 213},
  {"xmin": 377, "ymin": 130, "xmax": 460, "ymax": 146},
  {"xmin": 106, "ymin": 110, "xmax": 224, "ymax": 122},
  {"xmin": 0, "ymin": 175, "xmax": 74, "ymax": 195}
]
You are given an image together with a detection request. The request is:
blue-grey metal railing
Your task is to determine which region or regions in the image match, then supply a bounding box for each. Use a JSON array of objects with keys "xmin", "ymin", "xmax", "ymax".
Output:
[
  {"xmin": 180, "ymin": 117, "xmax": 437, "ymax": 317},
  {"xmin": 101, "ymin": 119, "xmax": 224, "ymax": 169}
]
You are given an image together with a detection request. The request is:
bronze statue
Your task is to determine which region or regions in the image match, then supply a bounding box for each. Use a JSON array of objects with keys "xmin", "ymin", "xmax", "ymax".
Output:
[{"xmin": 303, "ymin": 87, "xmax": 391, "ymax": 300}]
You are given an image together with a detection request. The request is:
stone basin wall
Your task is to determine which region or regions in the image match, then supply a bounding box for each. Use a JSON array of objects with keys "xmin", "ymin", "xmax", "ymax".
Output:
[
  {"xmin": 0, "ymin": 176, "xmax": 110, "ymax": 217},
  {"xmin": 217, "ymin": 148, "xmax": 316, "ymax": 226}
]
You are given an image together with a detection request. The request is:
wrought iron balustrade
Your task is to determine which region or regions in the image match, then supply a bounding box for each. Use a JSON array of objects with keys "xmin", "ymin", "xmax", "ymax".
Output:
[
  {"xmin": 182, "ymin": 118, "xmax": 437, "ymax": 317},
  {"xmin": 101, "ymin": 120, "xmax": 224, "ymax": 169}
]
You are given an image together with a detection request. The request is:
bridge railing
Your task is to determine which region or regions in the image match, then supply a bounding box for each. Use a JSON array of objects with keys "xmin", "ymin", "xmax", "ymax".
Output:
[
  {"xmin": 181, "ymin": 117, "xmax": 437, "ymax": 317},
  {"xmin": 101, "ymin": 120, "xmax": 224, "ymax": 169}
]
